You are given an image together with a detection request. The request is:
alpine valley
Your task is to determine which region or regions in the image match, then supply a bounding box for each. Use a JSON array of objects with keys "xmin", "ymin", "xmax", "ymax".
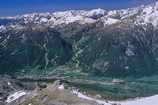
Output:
[{"xmin": 1, "ymin": 1, "xmax": 158, "ymax": 105}]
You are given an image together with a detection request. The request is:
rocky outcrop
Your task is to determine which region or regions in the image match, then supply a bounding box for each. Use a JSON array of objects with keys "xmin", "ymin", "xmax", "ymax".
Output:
[{"xmin": 4, "ymin": 80, "xmax": 102, "ymax": 105}]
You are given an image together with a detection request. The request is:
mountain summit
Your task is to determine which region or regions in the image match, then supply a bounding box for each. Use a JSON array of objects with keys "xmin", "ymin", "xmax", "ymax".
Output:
[{"xmin": 1, "ymin": 2, "xmax": 158, "ymax": 29}]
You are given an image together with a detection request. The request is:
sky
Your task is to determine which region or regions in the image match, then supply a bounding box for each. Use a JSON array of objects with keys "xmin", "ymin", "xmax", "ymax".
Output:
[{"xmin": 0, "ymin": 0, "xmax": 157, "ymax": 16}]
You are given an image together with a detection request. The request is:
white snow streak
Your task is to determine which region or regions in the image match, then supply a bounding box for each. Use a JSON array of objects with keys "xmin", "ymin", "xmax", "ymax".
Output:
[{"xmin": 6, "ymin": 91, "xmax": 26, "ymax": 103}]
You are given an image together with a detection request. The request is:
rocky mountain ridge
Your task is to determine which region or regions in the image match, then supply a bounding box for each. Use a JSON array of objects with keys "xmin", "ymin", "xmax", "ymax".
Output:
[{"xmin": 0, "ymin": 1, "xmax": 158, "ymax": 30}]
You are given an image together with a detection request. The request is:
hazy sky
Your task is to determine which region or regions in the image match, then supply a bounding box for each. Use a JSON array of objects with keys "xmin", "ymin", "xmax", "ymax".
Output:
[{"xmin": 0, "ymin": 0, "xmax": 157, "ymax": 16}]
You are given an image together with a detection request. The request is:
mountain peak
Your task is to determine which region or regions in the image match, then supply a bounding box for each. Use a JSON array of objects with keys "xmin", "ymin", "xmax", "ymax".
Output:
[
  {"xmin": 87, "ymin": 8, "xmax": 106, "ymax": 17},
  {"xmin": 136, "ymin": 1, "xmax": 158, "ymax": 27}
]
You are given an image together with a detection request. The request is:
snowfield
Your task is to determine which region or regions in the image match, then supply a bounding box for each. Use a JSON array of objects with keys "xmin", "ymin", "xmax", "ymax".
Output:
[
  {"xmin": 72, "ymin": 90, "xmax": 158, "ymax": 105},
  {"xmin": 117, "ymin": 95, "xmax": 158, "ymax": 105},
  {"xmin": 1, "ymin": 1, "xmax": 158, "ymax": 30}
]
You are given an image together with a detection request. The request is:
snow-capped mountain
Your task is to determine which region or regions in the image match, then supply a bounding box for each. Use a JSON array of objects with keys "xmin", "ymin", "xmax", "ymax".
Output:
[
  {"xmin": 17, "ymin": 8, "xmax": 109, "ymax": 26},
  {"xmin": 1, "ymin": 2, "xmax": 158, "ymax": 105},
  {"xmin": 0, "ymin": 1, "xmax": 158, "ymax": 29},
  {"xmin": 1, "ymin": 1, "xmax": 158, "ymax": 77}
]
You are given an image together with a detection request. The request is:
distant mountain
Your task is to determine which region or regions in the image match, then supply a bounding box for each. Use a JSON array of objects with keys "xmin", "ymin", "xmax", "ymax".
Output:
[
  {"xmin": 1, "ymin": 2, "xmax": 158, "ymax": 29},
  {"xmin": 0, "ymin": 2, "xmax": 158, "ymax": 77}
]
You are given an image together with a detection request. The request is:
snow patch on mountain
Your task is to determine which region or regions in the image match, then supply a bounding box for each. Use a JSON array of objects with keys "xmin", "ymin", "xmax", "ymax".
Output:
[
  {"xmin": 53, "ymin": 15, "xmax": 96, "ymax": 26},
  {"xmin": 101, "ymin": 17, "xmax": 120, "ymax": 26},
  {"xmin": 40, "ymin": 17, "xmax": 49, "ymax": 23},
  {"xmin": 0, "ymin": 25, "xmax": 6, "ymax": 32},
  {"xmin": 84, "ymin": 8, "xmax": 107, "ymax": 18},
  {"xmin": 6, "ymin": 91, "xmax": 26, "ymax": 103},
  {"xmin": 117, "ymin": 95, "xmax": 158, "ymax": 105}
]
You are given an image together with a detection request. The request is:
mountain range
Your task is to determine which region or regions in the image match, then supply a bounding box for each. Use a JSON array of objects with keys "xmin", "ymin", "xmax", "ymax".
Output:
[{"xmin": 0, "ymin": 2, "xmax": 158, "ymax": 77}]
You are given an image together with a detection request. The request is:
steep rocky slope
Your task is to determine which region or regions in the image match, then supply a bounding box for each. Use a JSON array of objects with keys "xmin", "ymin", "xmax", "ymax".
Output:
[{"xmin": 1, "ymin": 2, "xmax": 158, "ymax": 78}]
